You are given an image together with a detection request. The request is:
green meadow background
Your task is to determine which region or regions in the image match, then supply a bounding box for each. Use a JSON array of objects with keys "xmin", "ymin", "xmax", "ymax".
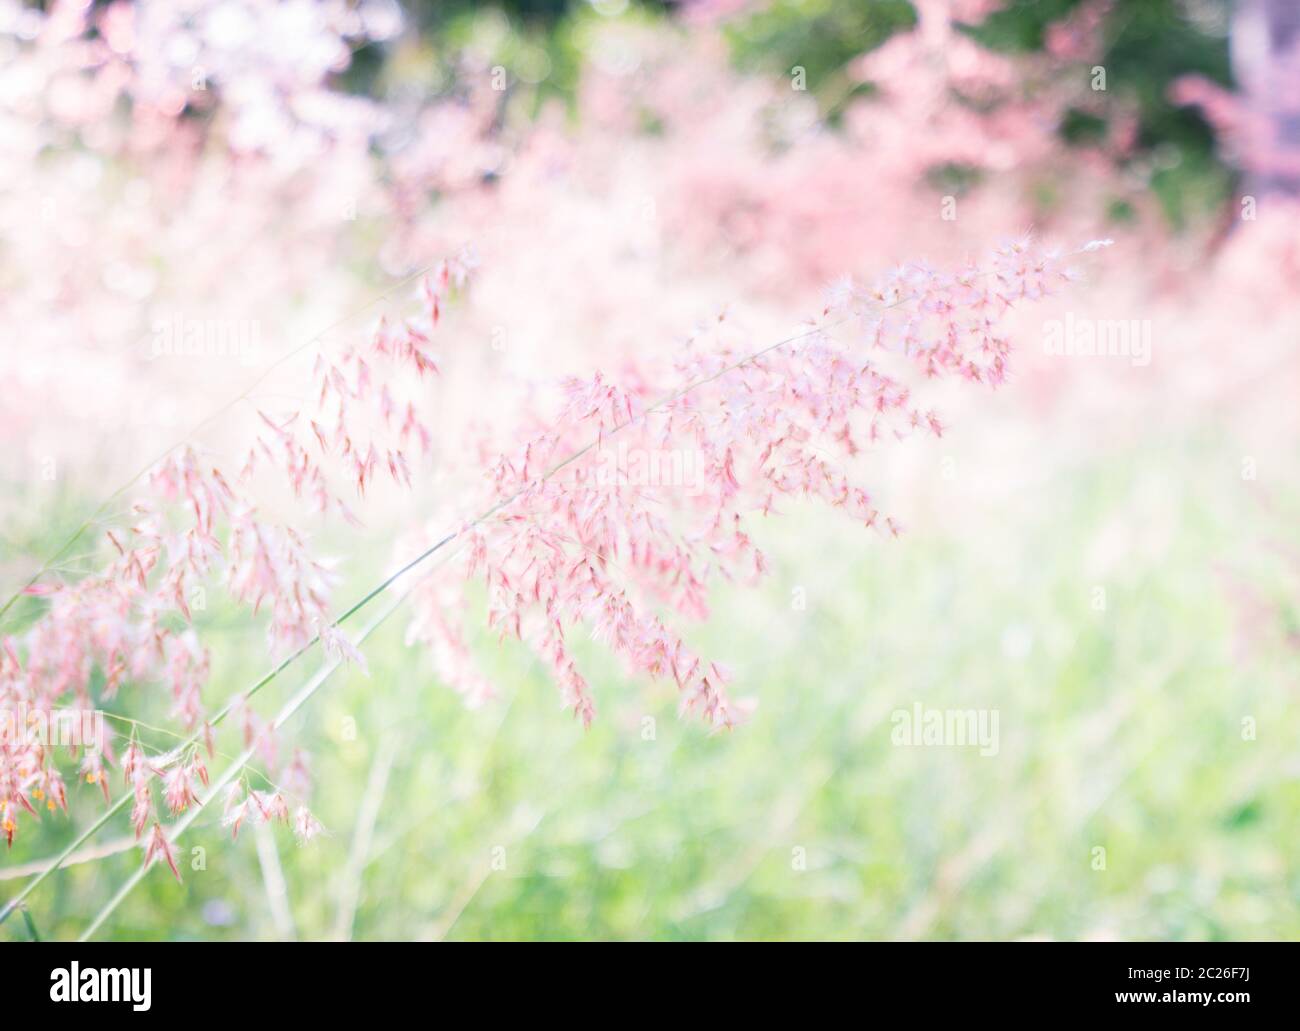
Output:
[{"xmin": 8, "ymin": 410, "xmax": 1297, "ymax": 941}]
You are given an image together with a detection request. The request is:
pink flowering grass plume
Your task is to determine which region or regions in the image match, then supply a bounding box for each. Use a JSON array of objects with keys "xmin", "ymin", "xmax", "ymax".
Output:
[
  {"xmin": 0, "ymin": 249, "xmax": 472, "ymax": 858},
  {"xmin": 0, "ymin": 233, "xmax": 1106, "ymax": 885},
  {"xmin": 404, "ymin": 236, "xmax": 1108, "ymax": 730}
]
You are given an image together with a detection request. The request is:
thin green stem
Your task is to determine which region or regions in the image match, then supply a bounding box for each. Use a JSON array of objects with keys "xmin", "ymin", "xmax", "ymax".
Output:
[
  {"xmin": 98, "ymin": 713, "xmax": 304, "ymax": 806},
  {"xmin": 78, "ymin": 590, "xmax": 409, "ymax": 940},
  {"xmin": 0, "ymin": 791, "xmax": 131, "ymax": 926}
]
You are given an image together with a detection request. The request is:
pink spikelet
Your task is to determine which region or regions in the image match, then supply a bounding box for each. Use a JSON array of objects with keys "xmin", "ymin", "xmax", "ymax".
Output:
[
  {"xmin": 142, "ymin": 822, "xmax": 182, "ymax": 883},
  {"xmin": 292, "ymin": 806, "xmax": 325, "ymax": 844},
  {"xmin": 222, "ymin": 784, "xmax": 250, "ymax": 841}
]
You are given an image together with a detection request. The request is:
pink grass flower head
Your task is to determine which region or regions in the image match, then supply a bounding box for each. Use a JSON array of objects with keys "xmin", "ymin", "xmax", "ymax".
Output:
[
  {"xmin": 405, "ymin": 237, "xmax": 1105, "ymax": 729},
  {"xmin": 0, "ymin": 208, "xmax": 1101, "ymax": 895}
]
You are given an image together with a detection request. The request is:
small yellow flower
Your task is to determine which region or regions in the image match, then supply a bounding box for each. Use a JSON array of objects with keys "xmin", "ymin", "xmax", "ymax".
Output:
[{"xmin": 32, "ymin": 788, "xmax": 44, "ymax": 800}]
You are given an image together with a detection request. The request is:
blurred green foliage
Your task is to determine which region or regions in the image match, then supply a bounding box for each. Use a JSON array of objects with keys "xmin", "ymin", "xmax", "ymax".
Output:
[
  {"xmin": 722, "ymin": 0, "xmax": 917, "ymax": 125},
  {"xmin": 724, "ymin": 0, "xmax": 1237, "ymax": 226},
  {"xmin": 353, "ymin": 0, "xmax": 1238, "ymax": 227},
  {"xmin": 969, "ymin": 0, "xmax": 1235, "ymax": 225}
]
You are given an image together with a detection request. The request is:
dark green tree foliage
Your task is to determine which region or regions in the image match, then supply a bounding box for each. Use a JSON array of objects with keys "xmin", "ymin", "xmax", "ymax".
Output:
[
  {"xmin": 722, "ymin": 0, "xmax": 1237, "ymax": 225},
  {"xmin": 337, "ymin": 0, "xmax": 1239, "ymax": 224}
]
